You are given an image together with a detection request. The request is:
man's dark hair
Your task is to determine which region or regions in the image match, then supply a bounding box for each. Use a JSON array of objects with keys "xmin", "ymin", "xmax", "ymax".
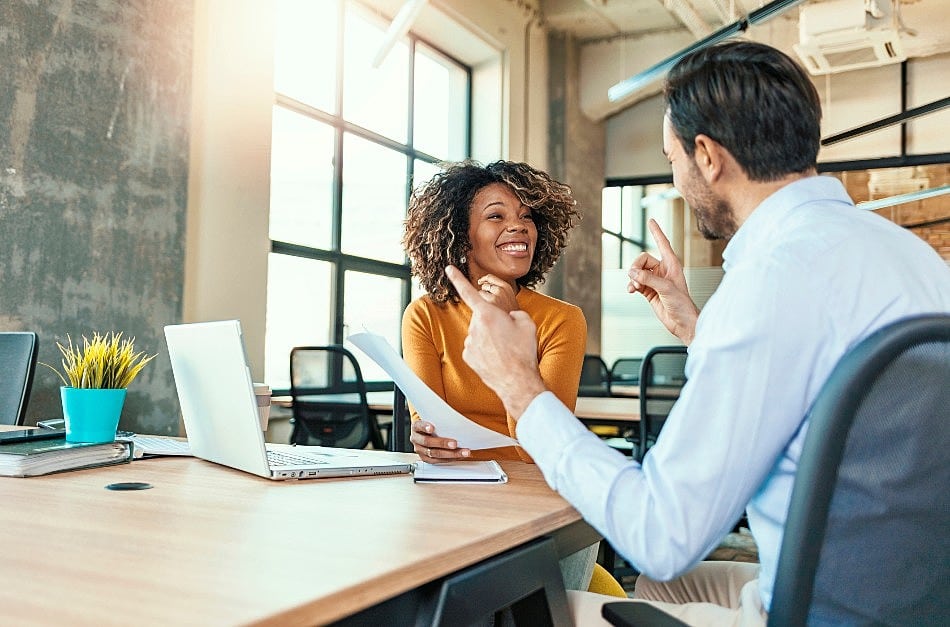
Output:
[{"xmin": 664, "ymin": 40, "xmax": 821, "ymax": 182}]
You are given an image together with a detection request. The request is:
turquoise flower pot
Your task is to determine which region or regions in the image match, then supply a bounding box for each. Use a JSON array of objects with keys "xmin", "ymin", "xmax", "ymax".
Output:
[{"xmin": 61, "ymin": 387, "xmax": 127, "ymax": 443}]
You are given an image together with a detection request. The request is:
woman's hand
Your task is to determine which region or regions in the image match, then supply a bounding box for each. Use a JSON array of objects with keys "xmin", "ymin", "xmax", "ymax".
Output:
[
  {"xmin": 411, "ymin": 420, "xmax": 471, "ymax": 463},
  {"xmin": 476, "ymin": 274, "xmax": 519, "ymax": 313}
]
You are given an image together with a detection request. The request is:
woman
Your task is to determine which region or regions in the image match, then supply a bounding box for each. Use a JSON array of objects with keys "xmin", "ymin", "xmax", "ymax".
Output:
[{"xmin": 401, "ymin": 160, "xmax": 585, "ymax": 463}]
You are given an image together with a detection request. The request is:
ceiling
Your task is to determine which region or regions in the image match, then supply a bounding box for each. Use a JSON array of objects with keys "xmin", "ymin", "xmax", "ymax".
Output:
[
  {"xmin": 541, "ymin": 0, "xmax": 751, "ymax": 42},
  {"xmin": 539, "ymin": 0, "xmax": 950, "ymax": 60}
]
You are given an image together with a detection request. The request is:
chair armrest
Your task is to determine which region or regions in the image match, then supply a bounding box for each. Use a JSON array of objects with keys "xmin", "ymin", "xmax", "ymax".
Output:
[{"xmin": 602, "ymin": 601, "xmax": 690, "ymax": 627}]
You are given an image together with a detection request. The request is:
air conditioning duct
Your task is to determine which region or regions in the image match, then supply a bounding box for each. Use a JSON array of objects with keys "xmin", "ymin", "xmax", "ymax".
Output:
[{"xmin": 793, "ymin": 0, "xmax": 906, "ymax": 75}]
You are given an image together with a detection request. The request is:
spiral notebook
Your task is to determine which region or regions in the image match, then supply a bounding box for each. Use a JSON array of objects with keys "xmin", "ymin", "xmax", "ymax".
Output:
[{"xmin": 413, "ymin": 460, "xmax": 508, "ymax": 484}]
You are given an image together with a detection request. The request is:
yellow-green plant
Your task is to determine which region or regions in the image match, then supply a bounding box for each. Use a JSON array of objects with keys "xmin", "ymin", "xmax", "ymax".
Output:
[{"xmin": 43, "ymin": 332, "xmax": 157, "ymax": 389}]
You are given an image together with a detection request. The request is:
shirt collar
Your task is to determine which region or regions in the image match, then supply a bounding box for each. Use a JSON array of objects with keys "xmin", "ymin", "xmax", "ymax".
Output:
[{"xmin": 721, "ymin": 175, "xmax": 853, "ymax": 271}]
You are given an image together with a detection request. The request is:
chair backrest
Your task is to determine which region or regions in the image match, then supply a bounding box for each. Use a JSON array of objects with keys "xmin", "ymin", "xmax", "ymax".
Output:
[
  {"xmin": 0, "ymin": 332, "xmax": 39, "ymax": 426},
  {"xmin": 608, "ymin": 357, "xmax": 642, "ymax": 394},
  {"xmin": 579, "ymin": 354, "xmax": 610, "ymax": 397},
  {"xmin": 390, "ymin": 386, "xmax": 412, "ymax": 453},
  {"xmin": 289, "ymin": 345, "xmax": 380, "ymax": 449},
  {"xmin": 638, "ymin": 345, "xmax": 687, "ymax": 462},
  {"xmin": 769, "ymin": 314, "xmax": 950, "ymax": 626}
]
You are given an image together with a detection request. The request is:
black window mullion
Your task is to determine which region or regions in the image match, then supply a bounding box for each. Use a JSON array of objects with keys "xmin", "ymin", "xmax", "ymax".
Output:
[{"xmin": 331, "ymin": 0, "xmax": 347, "ymax": 345}]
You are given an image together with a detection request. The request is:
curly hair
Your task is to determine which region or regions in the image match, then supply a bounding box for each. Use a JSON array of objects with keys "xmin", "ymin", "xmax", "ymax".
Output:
[{"xmin": 403, "ymin": 160, "xmax": 580, "ymax": 303}]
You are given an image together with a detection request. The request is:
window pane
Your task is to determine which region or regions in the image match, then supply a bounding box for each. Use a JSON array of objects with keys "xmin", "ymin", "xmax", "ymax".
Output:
[
  {"xmin": 269, "ymin": 107, "xmax": 334, "ymax": 250},
  {"xmin": 343, "ymin": 6, "xmax": 409, "ymax": 143},
  {"xmin": 602, "ymin": 233, "xmax": 621, "ymax": 270},
  {"xmin": 412, "ymin": 159, "xmax": 440, "ymax": 192},
  {"xmin": 342, "ymin": 270, "xmax": 402, "ymax": 381},
  {"xmin": 265, "ymin": 253, "xmax": 332, "ymax": 388},
  {"xmin": 341, "ymin": 133, "xmax": 407, "ymax": 263},
  {"xmin": 643, "ymin": 184, "xmax": 676, "ymax": 257},
  {"xmin": 622, "ymin": 241, "xmax": 640, "ymax": 268},
  {"xmin": 411, "ymin": 275, "xmax": 425, "ymax": 301},
  {"xmin": 274, "ymin": 0, "xmax": 337, "ymax": 113},
  {"xmin": 621, "ymin": 186, "xmax": 644, "ymax": 241},
  {"xmin": 602, "ymin": 187, "xmax": 621, "ymax": 233},
  {"xmin": 413, "ymin": 43, "xmax": 467, "ymax": 160}
]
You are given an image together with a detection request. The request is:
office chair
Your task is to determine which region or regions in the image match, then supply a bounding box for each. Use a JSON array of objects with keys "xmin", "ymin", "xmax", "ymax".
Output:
[
  {"xmin": 608, "ymin": 357, "xmax": 642, "ymax": 396},
  {"xmin": 390, "ymin": 385, "xmax": 413, "ymax": 453},
  {"xmin": 602, "ymin": 314, "xmax": 950, "ymax": 626},
  {"xmin": 578, "ymin": 354, "xmax": 610, "ymax": 397},
  {"xmin": 0, "ymin": 332, "xmax": 39, "ymax": 426},
  {"xmin": 637, "ymin": 346, "xmax": 687, "ymax": 463},
  {"xmin": 600, "ymin": 346, "xmax": 687, "ymax": 580},
  {"xmin": 289, "ymin": 345, "xmax": 386, "ymax": 450}
]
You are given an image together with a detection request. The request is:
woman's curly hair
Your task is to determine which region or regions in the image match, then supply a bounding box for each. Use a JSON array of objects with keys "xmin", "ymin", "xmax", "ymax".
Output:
[{"xmin": 403, "ymin": 160, "xmax": 580, "ymax": 303}]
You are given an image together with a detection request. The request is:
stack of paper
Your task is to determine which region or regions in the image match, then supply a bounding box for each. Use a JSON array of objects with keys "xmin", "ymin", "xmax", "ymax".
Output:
[{"xmin": 123, "ymin": 435, "xmax": 192, "ymax": 458}]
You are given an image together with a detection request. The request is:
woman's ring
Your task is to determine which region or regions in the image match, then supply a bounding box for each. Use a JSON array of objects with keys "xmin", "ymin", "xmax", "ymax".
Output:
[{"xmin": 427, "ymin": 447, "xmax": 432, "ymax": 457}]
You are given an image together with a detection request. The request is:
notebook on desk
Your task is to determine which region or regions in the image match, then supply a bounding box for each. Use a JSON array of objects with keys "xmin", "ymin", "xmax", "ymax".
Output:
[{"xmin": 163, "ymin": 320, "xmax": 412, "ymax": 481}]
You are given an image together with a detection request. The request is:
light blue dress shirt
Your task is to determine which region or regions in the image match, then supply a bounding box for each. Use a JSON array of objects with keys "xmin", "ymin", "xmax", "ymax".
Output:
[{"xmin": 517, "ymin": 175, "xmax": 950, "ymax": 610}]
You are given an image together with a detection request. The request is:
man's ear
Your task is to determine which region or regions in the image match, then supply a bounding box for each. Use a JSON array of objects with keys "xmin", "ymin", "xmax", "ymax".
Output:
[{"xmin": 693, "ymin": 134, "xmax": 724, "ymax": 183}]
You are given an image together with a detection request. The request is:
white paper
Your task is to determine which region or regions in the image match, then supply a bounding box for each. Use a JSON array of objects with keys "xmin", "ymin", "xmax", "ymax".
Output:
[
  {"xmin": 124, "ymin": 435, "xmax": 192, "ymax": 458},
  {"xmin": 347, "ymin": 331, "xmax": 518, "ymax": 450}
]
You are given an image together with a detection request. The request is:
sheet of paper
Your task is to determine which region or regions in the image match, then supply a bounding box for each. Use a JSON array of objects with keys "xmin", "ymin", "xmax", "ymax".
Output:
[
  {"xmin": 348, "ymin": 331, "xmax": 518, "ymax": 450},
  {"xmin": 124, "ymin": 435, "xmax": 193, "ymax": 458}
]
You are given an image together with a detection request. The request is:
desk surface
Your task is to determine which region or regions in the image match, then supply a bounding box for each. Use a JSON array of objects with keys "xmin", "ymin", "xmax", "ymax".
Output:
[
  {"xmin": 0, "ymin": 442, "xmax": 591, "ymax": 625},
  {"xmin": 273, "ymin": 390, "xmax": 394, "ymax": 413},
  {"xmin": 575, "ymin": 395, "xmax": 640, "ymax": 423}
]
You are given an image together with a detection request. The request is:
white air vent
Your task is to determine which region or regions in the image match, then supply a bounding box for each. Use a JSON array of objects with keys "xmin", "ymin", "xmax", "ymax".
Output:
[{"xmin": 793, "ymin": 0, "xmax": 907, "ymax": 75}]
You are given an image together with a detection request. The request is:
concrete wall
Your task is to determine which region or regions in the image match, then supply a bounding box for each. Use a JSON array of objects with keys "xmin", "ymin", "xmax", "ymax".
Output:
[
  {"xmin": 0, "ymin": 1, "xmax": 191, "ymax": 433},
  {"xmin": 546, "ymin": 31, "xmax": 605, "ymax": 354}
]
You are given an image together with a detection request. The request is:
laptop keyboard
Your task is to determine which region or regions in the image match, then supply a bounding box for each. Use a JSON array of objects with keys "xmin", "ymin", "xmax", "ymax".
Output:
[{"xmin": 266, "ymin": 449, "xmax": 327, "ymax": 467}]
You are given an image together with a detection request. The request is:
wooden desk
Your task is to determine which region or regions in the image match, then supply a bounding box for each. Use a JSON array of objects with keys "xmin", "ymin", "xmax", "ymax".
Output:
[
  {"xmin": 608, "ymin": 383, "xmax": 639, "ymax": 398},
  {"xmin": 575, "ymin": 396, "xmax": 640, "ymax": 424},
  {"xmin": 0, "ymin": 447, "xmax": 596, "ymax": 625},
  {"xmin": 272, "ymin": 390, "xmax": 395, "ymax": 413}
]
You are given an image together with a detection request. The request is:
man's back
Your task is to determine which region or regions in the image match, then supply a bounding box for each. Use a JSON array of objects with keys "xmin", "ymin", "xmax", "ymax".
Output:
[{"xmin": 686, "ymin": 174, "xmax": 950, "ymax": 607}]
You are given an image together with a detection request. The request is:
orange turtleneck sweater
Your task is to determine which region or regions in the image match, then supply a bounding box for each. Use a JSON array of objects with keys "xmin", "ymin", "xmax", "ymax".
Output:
[{"xmin": 401, "ymin": 287, "xmax": 587, "ymax": 462}]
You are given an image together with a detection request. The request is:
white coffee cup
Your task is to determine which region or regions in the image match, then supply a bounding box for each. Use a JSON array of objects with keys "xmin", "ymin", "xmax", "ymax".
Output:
[{"xmin": 253, "ymin": 383, "xmax": 272, "ymax": 431}]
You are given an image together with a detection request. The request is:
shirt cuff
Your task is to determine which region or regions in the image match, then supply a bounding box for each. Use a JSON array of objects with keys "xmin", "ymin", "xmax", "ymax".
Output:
[{"xmin": 516, "ymin": 391, "xmax": 592, "ymax": 482}]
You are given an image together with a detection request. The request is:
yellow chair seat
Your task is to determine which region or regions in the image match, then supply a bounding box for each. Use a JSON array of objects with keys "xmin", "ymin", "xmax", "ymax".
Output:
[{"xmin": 588, "ymin": 562, "xmax": 627, "ymax": 597}]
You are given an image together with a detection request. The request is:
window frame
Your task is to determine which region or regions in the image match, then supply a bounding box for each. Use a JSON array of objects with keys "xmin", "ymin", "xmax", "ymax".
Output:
[{"xmin": 267, "ymin": 2, "xmax": 472, "ymax": 391}]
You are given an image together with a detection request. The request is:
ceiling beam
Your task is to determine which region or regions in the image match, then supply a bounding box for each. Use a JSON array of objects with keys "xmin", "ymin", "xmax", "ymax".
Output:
[{"xmin": 607, "ymin": 0, "xmax": 806, "ymax": 106}]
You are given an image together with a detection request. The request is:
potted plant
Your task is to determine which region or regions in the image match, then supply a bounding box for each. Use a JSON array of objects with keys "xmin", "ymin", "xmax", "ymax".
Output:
[{"xmin": 43, "ymin": 332, "xmax": 157, "ymax": 443}]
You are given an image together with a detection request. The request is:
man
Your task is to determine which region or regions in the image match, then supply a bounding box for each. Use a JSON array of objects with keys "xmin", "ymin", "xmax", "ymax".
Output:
[{"xmin": 414, "ymin": 41, "xmax": 950, "ymax": 624}]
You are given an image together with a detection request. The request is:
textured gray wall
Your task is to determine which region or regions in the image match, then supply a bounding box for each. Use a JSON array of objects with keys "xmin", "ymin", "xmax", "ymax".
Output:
[
  {"xmin": 0, "ymin": 0, "xmax": 192, "ymax": 434},
  {"xmin": 546, "ymin": 31, "xmax": 605, "ymax": 354}
]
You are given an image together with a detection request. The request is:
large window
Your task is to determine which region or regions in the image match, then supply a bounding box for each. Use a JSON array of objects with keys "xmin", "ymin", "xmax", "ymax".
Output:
[
  {"xmin": 601, "ymin": 182, "xmax": 679, "ymax": 270},
  {"xmin": 601, "ymin": 181, "xmax": 686, "ymax": 366},
  {"xmin": 265, "ymin": 0, "xmax": 470, "ymax": 389}
]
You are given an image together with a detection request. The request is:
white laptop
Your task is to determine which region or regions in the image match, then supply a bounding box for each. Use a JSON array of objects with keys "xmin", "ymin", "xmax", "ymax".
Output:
[{"xmin": 163, "ymin": 320, "xmax": 412, "ymax": 481}]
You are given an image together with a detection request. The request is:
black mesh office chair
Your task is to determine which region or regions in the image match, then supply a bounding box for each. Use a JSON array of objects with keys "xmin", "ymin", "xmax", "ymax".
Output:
[
  {"xmin": 638, "ymin": 346, "xmax": 687, "ymax": 463},
  {"xmin": 390, "ymin": 385, "xmax": 412, "ymax": 453},
  {"xmin": 603, "ymin": 314, "xmax": 950, "ymax": 626},
  {"xmin": 289, "ymin": 345, "xmax": 385, "ymax": 450},
  {"xmin": 0, "ymin": 332, "xmax": 39, "ymax": 426},
  {"xmin": 608, "ymin": 357, "xmax": 642, "ymax": 395},
  {"xmin": 578, "ymin": 354, "xmax": 610, "ymax": 397}
]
